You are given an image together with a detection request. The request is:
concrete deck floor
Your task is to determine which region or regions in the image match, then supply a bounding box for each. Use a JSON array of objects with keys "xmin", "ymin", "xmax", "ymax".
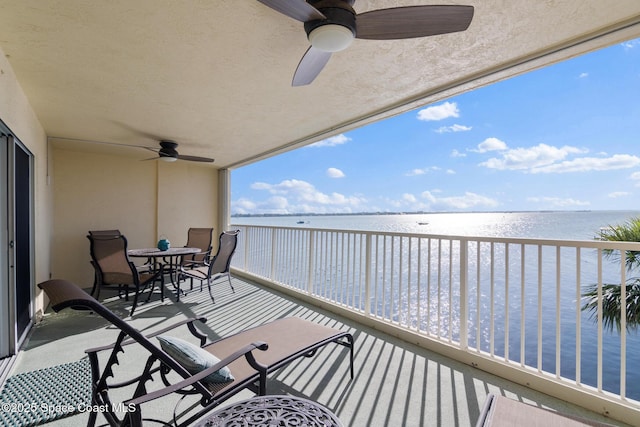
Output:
[{"xmin": 8, "ymin": 276, "xmax": 629, "ymax": 426}]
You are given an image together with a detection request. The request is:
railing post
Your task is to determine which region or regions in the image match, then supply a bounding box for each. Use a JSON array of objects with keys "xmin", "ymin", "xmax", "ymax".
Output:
[
  {"xmin": 308, "ymin": 230, "xmax": 315, "ymax": 294},
  {"xmin": 271, "ymin": 228, "xmax": 277, "ymax": 279},
  {"xmin": 459, "ymin": 238, "xmax": 468, "ymax": 350},
  {"xmin": 365, "ymin": 233, "xmax": 372, "ymax": 316},
  {"xmin": 243, "ymin": 226, "xmax": 249, "ymax": 271}
]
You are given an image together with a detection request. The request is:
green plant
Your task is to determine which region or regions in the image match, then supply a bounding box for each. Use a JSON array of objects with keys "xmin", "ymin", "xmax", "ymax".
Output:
[
  {"xmin": 581, "ymin": 216, "xmax": 640, "ymax": 332},
  {"xmin": 581, "ymin": 281, "xmax": 640, "ymax": 332}
]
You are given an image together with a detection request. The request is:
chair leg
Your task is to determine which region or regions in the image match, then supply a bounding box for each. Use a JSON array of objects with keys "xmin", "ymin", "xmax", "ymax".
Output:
[
  {"xmin": 206, "ymin": 279, "xmax": 215, "ymax": 303},
  {"xmin": 94, "ymin": 282, "xmax": 101, "ymax": 301},
  {"xmin": 144, "ymin": 282, "xmax": 155, "ymax": 303},
  {"xmin": 227, "ymin": 273, "xmax": 235, "ymax": 292},
  {"xmin": 129, "ymin": 289, "xmax": 140, "ymax": 316},
  {"xmin": 90, "ymin": 273, "xmax": 99, "ymax": 298}
]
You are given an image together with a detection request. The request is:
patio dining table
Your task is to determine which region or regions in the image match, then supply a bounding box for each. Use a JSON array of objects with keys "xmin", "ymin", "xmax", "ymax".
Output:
[
  {"xmin": 128, "ymin": 246, "xmax": 201, "ymax": 301},
  {"xmin": 193, "ymin": 395, "xmax": 343, "ymax": 426}
]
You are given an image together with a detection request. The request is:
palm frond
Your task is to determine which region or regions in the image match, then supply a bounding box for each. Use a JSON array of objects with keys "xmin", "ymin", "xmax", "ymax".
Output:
[
  {"xmin": 581, "ymin": 280, "xmax": 640, "ymax": 332},
  {"xmin": 596, "ymin": 216, "xmax": 640, "ymax": 271}
]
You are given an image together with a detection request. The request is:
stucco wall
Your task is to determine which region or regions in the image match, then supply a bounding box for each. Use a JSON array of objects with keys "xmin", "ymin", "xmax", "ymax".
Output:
[
  {"xmin": 51, "ymin": 147, "xmax": 218, "ymax": 288},
  {"xmin": 0, "ymin": 42, "xmax": 219, "ymax": 317},
  {"xmin": 0, "ymin": 45, "xmax": 49, "ymax": 315}
]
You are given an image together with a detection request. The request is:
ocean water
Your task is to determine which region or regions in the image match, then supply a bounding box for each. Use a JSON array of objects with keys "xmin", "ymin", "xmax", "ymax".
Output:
[
  {"xmin": 232, "ymin": 210, "xmax": 640, "ymax": 240},
  {"xmin": 231, "ymin": 210, "xmax": 640, "ymax": 400}
]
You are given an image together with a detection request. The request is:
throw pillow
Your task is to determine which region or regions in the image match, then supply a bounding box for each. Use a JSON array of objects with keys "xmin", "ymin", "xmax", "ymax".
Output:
[{"xmin": 157, "ymin": 335, "xmax": 234, "ymax": 384}]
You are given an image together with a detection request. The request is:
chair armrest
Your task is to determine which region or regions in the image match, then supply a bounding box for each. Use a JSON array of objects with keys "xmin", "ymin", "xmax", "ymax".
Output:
[
  {"xmin": 85, "ymin": 317, "xmax": 208, "ymax": 354},
  {"xmin": 124, "ymin": 341, "xmax": 269, "ymax": 407},
  {"xmin": 180, "ymin": 259, "xmax": 209, "ymax": 269}
]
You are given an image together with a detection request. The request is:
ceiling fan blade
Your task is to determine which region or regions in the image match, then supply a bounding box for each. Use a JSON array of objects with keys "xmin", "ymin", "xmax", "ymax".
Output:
[
  {"xmin": 356, "ymin": 5, "xmax": 474, "ymax": 40},
  {"xmin": 49, "ymin": 136, "xmax": 158, "ymax": 151},
  {"xmin": 292, "ymin": 47, "xmax": 332, "ymax": 86},
  {"xmin": 256, "ymin": 0, "xmax": 325, "ymax": 22},
  {"xmin": 177, "ymin": 154, "xmax": 215, "ymax": 163}
]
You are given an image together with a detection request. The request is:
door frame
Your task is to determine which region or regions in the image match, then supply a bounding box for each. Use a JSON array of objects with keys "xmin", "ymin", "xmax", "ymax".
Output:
[{"xmin": 0, "ymin": 123, "xmax": 35, "ymax": 358}]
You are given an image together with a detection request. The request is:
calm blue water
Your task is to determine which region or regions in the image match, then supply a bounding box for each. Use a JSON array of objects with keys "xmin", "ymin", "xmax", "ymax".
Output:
[
  {"xmin": 232, "ymin": 210, "xmax": 640, "ymax": 400},
  {"xmin": 232, "ymin": 210, "xmax": 640, "ymax": 240}
]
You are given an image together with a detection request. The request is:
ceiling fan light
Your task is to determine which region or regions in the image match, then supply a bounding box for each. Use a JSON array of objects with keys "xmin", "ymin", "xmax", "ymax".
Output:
[
  {"xmin": 308, "ymin": 24, "xmax": 354, "ymax": 52},
  {"xmin": 159, "ymin": 155, "xmax": 177, "ymax": 162}
]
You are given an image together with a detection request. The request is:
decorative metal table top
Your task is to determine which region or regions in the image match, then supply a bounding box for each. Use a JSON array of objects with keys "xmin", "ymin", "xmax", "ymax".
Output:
[
  {"xmin": 127, "ymin": 246, "xmax": 201, "ymax": 257},
  {"xmin": 195, "ymin": 395, "xmax": 343, "ymax": 427}
]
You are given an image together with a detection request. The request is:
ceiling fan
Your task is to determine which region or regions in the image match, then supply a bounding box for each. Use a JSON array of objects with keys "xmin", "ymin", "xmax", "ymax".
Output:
[
  {"xmin": 144, "ymin": 140, "xmax": 215, "ymax": 163},
  {"xmin": 256, "ymin": 0, "xmax": 474, "ymax": 86},
  {"xmin": 49, "ymin": 137, "xmax": 215, "ymax": 163}
]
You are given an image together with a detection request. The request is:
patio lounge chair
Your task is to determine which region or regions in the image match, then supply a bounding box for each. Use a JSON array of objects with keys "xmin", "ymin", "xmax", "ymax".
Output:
[
  {"xmin": 38, "ymin": 279, "xmax": 354, "ymax": 427},
  {"xmin": 476, "ymin": 394, "xmax": 615, "ymax": 426}
]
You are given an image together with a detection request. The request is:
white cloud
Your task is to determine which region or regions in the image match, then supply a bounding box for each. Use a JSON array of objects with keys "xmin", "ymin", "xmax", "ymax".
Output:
[
  {"xmin": 435, "ymin": 124, "xmax": 472, "ymax": 133},
  {"xmin": 631, "ymin": 171, "xmax": 640, "ymax": 186},
  {"xmin": 417, "ymin": 102, "xmax": 460, "ymax": 121},
  {"xmin": 579, "ymin": 72, "xmax": 589, "ymax": 78},
  {"xmin": 473, "ymin": 137, "xmax": 508, "ymax": 153},
  {"xmin": 403, "ymin": 193, "xmax": 417, "ymax": 203},
  {"xmin": 526, "ymin": 196, "xmax": 590, "ymax": 207},
  {"xmin": 446, "ymin": 169, "xmax": 456, "ymax": 175},
  {"xmin": 420, "ymin": 190, "xmax": 499, "ymax": 210},
  {"xmin": 309, "ymin": 134, "xmax": 351, "ymax": 147},
  {"xmin": 451, "ymin": 149, "xmax": 466, "ymax": 158},
  {"xmin": 621, "ymin": 38, "xmax": 640, "ymax": 49},
  {"xmin": 245, "ymin": 179, "xmax": 366, "ymax": 214},
  {"xmin": 405, "ymin": 166, "xmax": 440, "ymax": 176},
  {"xmin": 480, "ymin": 143, "xmax": 587, "ymax": 171},
  {"xmin": 406, "ymin": 168, "xmax": 426, "ymax": 176},
  {"xmin": 608, "ymin": 191, "xmax": 630, "ymax": 198},
  {"xmin": 530, "ymin": 154, "xmax": 640, "ymax": 173},
  {"xmin": 230, "ymin": 198, "xmax": 257, "ymax": 215},
  {"xmin": 327, "ymin": 167, "xmax": 345, "ymax": 178}
]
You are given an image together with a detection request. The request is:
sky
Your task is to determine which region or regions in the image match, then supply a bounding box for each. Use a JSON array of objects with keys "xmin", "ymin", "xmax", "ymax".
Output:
[{"xmin": 231, "ymin": 38, "xmax": 640, "ymax": 215}]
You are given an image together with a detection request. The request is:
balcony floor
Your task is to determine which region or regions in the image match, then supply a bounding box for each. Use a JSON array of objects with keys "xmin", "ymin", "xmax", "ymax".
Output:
[{"xmin": 11, "ymin": 276, "xmax": 628, "ymax": 426}]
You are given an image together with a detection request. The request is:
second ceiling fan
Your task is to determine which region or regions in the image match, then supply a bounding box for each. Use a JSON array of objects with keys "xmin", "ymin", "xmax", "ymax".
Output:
[
  {"xmin": 256, "ymin": 0, "xmax": 475, "ymax": 86},
  {"xmin": 146, "ymin": 140, "xmax": 214, "ymax": 163}
]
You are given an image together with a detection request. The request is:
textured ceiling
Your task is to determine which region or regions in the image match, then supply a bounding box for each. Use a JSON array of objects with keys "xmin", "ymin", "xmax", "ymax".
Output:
[{"xmin": 0, "ymin": 1, "xmax": 639, "ymax": 168}]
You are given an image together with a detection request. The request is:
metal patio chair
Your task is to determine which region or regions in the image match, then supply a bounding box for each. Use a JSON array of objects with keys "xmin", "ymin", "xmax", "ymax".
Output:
[
  {"xmin": 178, "ymin": 227, "xmax": 214, "ymax": 290},
  {"xmin": 178, "ymin": 230, "xmax": 240, "ymax": 302},
  {"xmin": 87, "ymin": 233, "xmax": 163, "ymax": 316}
]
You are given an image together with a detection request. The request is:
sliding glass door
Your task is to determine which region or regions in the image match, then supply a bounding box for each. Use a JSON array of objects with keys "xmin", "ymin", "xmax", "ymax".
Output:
[
  {"xmin": 0, "ymin": 134, "xmax": 9, "ymax": 358},
  {"xmin": 0, "ymin": 130, "xmax": 34, "ymax": 359}
]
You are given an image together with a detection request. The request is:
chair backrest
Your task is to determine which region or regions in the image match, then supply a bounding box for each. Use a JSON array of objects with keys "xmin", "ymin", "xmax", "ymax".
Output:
[
  {"xmin": 88, "ymin": 234, "xmax": 137, "ymax": 285},
  {"xmin": 209, "ymin": 230, "xmax": 240, "ymax": 275},
  {"xmin": 89, "ymin": 229, "xmax": 122, "ymax": 237},
  {"xmin": 185, "ymin": 227, "xmax": 213, "ymax": 262}
]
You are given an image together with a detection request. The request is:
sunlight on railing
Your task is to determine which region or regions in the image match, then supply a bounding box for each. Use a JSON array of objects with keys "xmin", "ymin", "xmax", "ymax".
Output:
[{"xmin": 231, "ymin": 224, "xmax": 640, "ymax": 408}]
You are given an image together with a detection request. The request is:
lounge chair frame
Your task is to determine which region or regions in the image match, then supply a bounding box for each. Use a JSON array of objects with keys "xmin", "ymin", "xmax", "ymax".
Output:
[{"xmin": 38, "ymin": 279, "xmax": 354, "ymax": 427}]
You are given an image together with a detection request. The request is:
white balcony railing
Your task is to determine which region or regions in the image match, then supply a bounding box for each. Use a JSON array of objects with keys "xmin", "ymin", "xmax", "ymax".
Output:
[{"xmin": 230, "ymin": 224, "xmax": 640, "ymax": 423}]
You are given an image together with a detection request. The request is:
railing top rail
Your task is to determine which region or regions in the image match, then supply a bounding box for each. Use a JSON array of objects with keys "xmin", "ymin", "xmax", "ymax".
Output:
[{"xmin": 231, "ymin": 223, "xmax": 640, "ymax": 250}]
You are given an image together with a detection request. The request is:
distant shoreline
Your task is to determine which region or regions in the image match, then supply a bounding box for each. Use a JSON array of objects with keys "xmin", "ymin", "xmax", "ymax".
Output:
[{"xmin": 230, "ymin": 209, "xmax": 640, "ymax": 218}]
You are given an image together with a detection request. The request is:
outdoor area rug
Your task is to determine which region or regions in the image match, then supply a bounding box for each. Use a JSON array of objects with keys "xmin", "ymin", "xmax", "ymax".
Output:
[{"xmin": 0, "ymin": 358, "xmax": 91, "ymax": 426}]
